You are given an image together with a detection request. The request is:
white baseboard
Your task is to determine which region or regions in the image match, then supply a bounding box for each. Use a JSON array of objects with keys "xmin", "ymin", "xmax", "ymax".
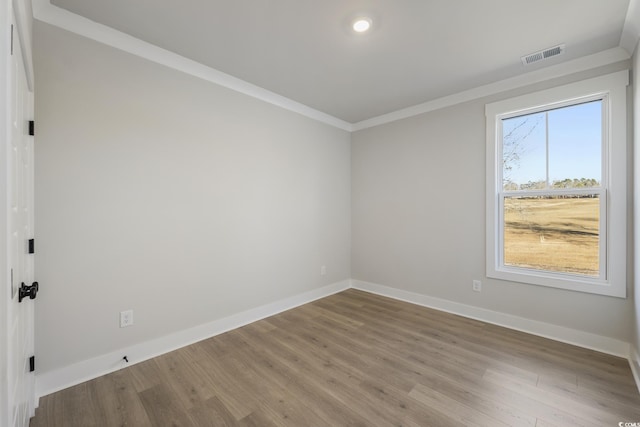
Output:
[
  {"xmin": 36, "ymin": 278, "xmax": 636, "ymax": 402},
  {"xmin": 35, "ymin": 280, "xmax": 351, "ymax": 400},
  {"xmin": 630, "ymin": 346, "xmax": 640, "ymax": 394},
  {"xmin": 352, "ymin": 280, "xmax": 631, "ymax": 358}
]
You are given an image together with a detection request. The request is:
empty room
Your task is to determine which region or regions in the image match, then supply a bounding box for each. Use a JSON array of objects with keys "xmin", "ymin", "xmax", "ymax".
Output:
[{"xmin": 2, "ymin": 0, "xmax": 640, "ymax": 426}]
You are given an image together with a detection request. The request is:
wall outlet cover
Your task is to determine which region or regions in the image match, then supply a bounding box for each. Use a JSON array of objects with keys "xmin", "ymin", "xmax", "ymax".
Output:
[{"xmin": 120, "ymin": 310, "xmax": 134, "ymax": 328}]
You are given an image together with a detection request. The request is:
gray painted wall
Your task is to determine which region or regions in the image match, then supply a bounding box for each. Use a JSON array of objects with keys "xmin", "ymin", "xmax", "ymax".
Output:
[
  {"xmin": 352, "ymin": 62, "xmax": 633, "ymax": 342},
  {"xmin": 34, "ymin": 22, "xmax": 351, "ymax": 374}
]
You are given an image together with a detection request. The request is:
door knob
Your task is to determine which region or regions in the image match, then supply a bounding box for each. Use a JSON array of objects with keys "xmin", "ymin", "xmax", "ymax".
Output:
[{"xmin": 18, "ymin": 282, "xmax": 38, "ymax": 303}]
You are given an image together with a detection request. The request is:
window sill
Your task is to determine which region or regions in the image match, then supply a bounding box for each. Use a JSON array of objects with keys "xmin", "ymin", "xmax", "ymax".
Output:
[{"xmin": 487, "ymin": 266, "xmax": 625, "ymax": 298}]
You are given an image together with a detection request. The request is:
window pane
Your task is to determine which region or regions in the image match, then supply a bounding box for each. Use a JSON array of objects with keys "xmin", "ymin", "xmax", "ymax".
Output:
[
  {"xmin": 548, "ymin": 101, "xmax": 601, "ymax": 187},
  {"xmin": 503, "ymin": 195, "xmax": 599, "ymax": 277},
  {"xmin": 502, "ymin": 112, "xmax": 546, "ymax": 190}
]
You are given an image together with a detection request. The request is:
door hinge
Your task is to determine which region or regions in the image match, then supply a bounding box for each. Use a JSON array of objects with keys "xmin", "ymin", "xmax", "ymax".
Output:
[
  {"xmin": 10, "ymin": 24, "xmax": 13, "ymax": 56},
  {"xmin": 28, "ymin": 121, "xmax": 34, "ymax": 136},
  {"xmin": 28, "ymin": 238, "xmax": 34, "ymax": 254},
  {"xmin": 29, "ymin": 356, "xmax": 35, "ymax": 373}
]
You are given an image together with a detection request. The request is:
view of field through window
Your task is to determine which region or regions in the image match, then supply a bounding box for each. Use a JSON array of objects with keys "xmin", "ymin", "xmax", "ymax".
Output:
[
  {"xmin": 503, "ymin": 196, "xmax": 600, "ymax": 276},
  {"xmin": 501, "ymin": 100, "xmax": 602, "ymax": 277}
]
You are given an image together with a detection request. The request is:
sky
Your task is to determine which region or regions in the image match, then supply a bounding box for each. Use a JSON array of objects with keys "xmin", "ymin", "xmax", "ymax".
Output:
[{"xmin": 502, "ymin": 100, "xmax": 602, "ymax": 188}]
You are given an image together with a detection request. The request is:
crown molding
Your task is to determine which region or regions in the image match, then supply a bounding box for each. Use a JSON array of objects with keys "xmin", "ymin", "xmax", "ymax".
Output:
[
  {"xmin": 32, "ymin": 0, "xmax": 632, "ymax": 133},
  {"xmin": 31, "ymin": 0, "xmax": 353, "ymax": 132},
  {"xmin": 352, "ymin": 47, "xmax": 630, "ymax": 131}
]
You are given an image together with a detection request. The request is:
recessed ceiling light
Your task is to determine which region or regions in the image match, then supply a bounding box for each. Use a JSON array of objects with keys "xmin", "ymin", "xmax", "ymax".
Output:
[{"xmin": 352, "ymin": 18, "xmax": 372, "ymax": 33}]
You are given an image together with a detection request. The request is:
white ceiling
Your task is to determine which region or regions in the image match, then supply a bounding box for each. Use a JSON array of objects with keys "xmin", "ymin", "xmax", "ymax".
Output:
[{"xmin": 48, "ymin": 0, "xmax": 632, "ymax": 124}]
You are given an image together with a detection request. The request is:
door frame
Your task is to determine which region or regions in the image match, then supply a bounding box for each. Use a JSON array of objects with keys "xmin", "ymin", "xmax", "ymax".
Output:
[
  {"xmin": 0, "ymin": 0, "xmax": 10, "ymax": 421},
  {"xmin": 1, "ymin": 0, "xmax": 35, "ymax": 424}
]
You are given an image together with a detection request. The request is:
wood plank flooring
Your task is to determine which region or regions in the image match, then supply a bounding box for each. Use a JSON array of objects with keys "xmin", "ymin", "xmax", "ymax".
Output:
[{"xmin": 30, "ymin": 289, "xmax": 640, "ymax": 426}]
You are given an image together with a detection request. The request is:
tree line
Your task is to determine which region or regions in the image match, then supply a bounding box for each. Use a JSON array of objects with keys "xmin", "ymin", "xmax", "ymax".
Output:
[{"xmin": 503, "ymin": 177, "xmax": 600, "ymax": 191}]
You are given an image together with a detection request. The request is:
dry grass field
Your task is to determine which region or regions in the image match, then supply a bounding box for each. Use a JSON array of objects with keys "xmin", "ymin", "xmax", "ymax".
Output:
[{"xmin": 504, "ymin": 197, "xmax": 599, "ymax": 276}]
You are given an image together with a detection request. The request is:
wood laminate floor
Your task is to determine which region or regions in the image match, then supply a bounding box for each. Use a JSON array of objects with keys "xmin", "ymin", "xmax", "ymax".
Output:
[{"xmin": 30, "ymin": 289, "xmax": 640, "ymax": 426}]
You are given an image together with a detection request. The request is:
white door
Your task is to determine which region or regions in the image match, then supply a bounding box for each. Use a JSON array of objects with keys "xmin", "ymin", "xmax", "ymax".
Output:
[{"xmin": 3, "ymin": 7, "xmax": 36, "ymax": 427}]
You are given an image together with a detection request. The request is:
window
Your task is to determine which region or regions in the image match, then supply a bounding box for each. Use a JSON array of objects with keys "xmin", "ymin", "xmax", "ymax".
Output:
[{"xmin": 485, "ymin": 71, "xmax": 628, "ymax": 297}]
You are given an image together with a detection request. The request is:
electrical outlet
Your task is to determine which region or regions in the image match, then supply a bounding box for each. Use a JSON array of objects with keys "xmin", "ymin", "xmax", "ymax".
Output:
[
  {"xmin": 120, "ymin": 310, "xmax": 134, "ymax": 328},
  {"xmin": 320, "ymin": 265, "xmax": 326, "ymax": 276},
  {"xmin": 472, "ymin": 280, "xmax": 482, "ymax": 292}
]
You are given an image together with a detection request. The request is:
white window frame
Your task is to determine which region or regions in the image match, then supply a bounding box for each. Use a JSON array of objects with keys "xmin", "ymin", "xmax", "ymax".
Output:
[{"xmin": 485, "ymin": 70, "xmax": 628, "ymax": 298}]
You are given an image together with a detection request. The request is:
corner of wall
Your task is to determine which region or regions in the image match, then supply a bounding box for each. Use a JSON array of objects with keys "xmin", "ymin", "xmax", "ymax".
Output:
[
  {"xmin": 630, "ymin": 345, "xmax": 640, "ymax": 393},
  {"xmin": 621, "ymin": 0, "xmax": 640, "ymax": 55},
  {"xmin": 632, "ymin": 11, "xmax": 640, "ymax": 396}
]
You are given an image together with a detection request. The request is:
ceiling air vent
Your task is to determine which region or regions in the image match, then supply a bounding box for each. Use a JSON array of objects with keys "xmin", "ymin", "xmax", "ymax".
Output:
[{"xmin": 521, "ymin": 44, "xmax": 565, "ymax": 65}]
